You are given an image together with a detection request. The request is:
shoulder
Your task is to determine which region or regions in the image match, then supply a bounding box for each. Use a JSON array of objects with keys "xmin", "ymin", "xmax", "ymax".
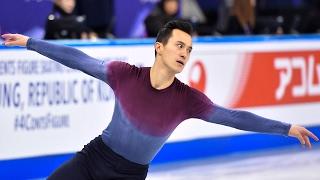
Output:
[
  {"xmin": 174, "ymin": 79, "xmax": 209, "ymax": 100},
  {"xmin": 108, "ymin": 61, "xmax": 139, "ymax": 73},
  {"xmin": 106, "ymin": 61, "xmax": 148, "ymax": 90},
  {"xmin": 188, "ymin": 85, "xmax": 213, "ymax": 106},
  {"xmin": 107, "ymin": 61, "xmax": 145, "ymax": 81},
  {"xmin": 108, "ymin": 61, "xmax": 131, "ymax": 69},
  {"xmin": 174, "ymin": 78, "xmax": 189, "ymax": 92},
  {"xmin": 177, "ymin": 81, "xmax": 214, "ymax": 119},
  {"xmin": 173, "ymin": 78, "xmax": 202, "ymax": 93}
]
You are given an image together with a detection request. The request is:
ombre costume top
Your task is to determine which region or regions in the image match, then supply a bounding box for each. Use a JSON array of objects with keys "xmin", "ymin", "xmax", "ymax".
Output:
[{"xmin": 27, "ymin": 39, "xmax": 291, "ymax": 165}]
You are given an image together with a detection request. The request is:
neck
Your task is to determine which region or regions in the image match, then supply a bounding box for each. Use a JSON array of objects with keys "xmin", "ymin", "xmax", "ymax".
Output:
[{"xmin": 150, "ymin": 59, "xmax": 175, "ymax": 90}]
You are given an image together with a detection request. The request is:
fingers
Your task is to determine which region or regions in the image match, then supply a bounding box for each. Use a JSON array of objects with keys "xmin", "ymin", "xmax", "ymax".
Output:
[
  {"xmin": 1, "ymin": 34, "xmax": 10, "ymax": 39},
  {"xmin": 296, "ymin": 133, "xmax": 306, "ymax": 146},
  {"xmin": 297, "ymin": 128, "xmax": 319, "ymax": 149},
  {"xmin": 1, "ymin": 33, "xmax": 15, "ymax": 40},
  {"xmin": 1, "ymin": 34, "xmax": 15, "ymax": 46},
  {"xmin": 288, "ymin": 125, "xmax": 318, "ymax": 149},
  {"xmin": 1, "ymin": 33, "xmax": 27, "ymax": 47},
  {"xmin": 303, "ymin": 135, "xmax": 311, "ymax": 149},
  {"xmin": 305, "ymin": 130, "xmax": 319, "ymax": 141},
  {"xmin": 2, "ymin": 40, "xmax": 14, "ymax": 46}
]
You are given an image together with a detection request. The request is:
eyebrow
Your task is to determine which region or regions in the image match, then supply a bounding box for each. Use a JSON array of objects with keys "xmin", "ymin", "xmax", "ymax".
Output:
[{"xmin": 177, "ymin": 41, "xmax": 193, "ymax": 51}]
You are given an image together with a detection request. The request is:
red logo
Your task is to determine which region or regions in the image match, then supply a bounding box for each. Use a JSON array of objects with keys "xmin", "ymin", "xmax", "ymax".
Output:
[
  {"xmin": 231, "ymin": 51, "xmax": 320, "ymax": 108},
  {"xmin": 188, "ymin": 60, "xmax": 207, "ymax": 93}
]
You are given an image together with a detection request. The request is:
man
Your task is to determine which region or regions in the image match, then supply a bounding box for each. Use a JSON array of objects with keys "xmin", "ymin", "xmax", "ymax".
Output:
[{"xmin": 2, "ymin": 20, "xmax": 318, "ymax": 180}]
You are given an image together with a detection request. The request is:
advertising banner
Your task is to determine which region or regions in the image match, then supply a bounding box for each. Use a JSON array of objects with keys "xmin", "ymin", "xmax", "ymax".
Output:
[{"xmin": 1, "ymin": 37, "xmax": 320, "ymax": 162}]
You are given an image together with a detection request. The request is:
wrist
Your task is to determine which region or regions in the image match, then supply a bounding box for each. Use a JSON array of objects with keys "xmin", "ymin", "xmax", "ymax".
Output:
[{"xmin": 26, "ymin": 37, "xmax": 33, "ymax": 49}]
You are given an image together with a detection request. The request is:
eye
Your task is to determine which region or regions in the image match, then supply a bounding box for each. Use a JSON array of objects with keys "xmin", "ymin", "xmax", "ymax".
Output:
[{"xmin": 177, "ymin": 44, "xmax": 183, "ymax": 49}]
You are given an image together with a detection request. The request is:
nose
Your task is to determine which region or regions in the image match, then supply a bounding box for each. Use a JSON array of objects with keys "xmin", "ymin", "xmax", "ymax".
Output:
[
  {"xmin": 180, "ymin": 53, "xmax": 186, "ymax": 60},
  {"xmin": 180, "ymin": 49, "xmax": 188, "ymax": 60}
]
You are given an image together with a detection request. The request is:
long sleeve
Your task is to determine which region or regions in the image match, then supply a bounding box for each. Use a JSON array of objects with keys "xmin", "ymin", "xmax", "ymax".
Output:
[
  {"xmin": 205, "ymin": 105, "xmax": 291, "ymax": 136},
  {"xmin": 26, "ymin": 38, "xmax": 108, "ymax": 82},
  {"xmin": 188, "ymin": 87, "xmax": 291, "ymax": 136}
]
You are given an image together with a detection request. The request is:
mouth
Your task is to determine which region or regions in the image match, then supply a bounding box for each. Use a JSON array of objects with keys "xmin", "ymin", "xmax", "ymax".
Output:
[{"xmin": 176, "ymin": 60, "xmax": 185, "ymax": 66}]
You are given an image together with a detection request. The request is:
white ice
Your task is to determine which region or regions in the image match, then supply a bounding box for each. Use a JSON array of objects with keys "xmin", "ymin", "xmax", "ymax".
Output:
[{"xmin": 147, "ymin": 145, "xmax": 320, "ymax": 180}]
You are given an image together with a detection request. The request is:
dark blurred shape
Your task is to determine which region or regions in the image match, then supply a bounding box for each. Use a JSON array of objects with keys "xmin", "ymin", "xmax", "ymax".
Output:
[
  {"xmin": 44, "ymin": 0, "xmax": 90, "ymax": 39},
  {"xmin": 254, "ymin": 0, "xmax": 308, "ymax": 35},
  {"xmin": 144, "ymin": 0, "xmax": 180, "ymax": 37},
  {"xmin": 298, "ymin": 0, "xmax": 320, "ymax": 33},
  {"xmin": 214, "ymin": 0, "xmax": 319, "ymax": 35},
  {"xmin": 181, "ymin": 0, "xmax": 213, "ymax": 36},
  {"xmin": 75, "ymin": 0, "xmax": 114, "ymax": 38},
  {"xmin": 216, "ymin": 0, "xmax": 255, "ymax": 35}
]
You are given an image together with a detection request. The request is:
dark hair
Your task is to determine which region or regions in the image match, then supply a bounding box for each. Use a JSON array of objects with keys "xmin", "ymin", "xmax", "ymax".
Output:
[{"xmin": 155, "ymin": 20, "xmax": 193, "ymax": 56}]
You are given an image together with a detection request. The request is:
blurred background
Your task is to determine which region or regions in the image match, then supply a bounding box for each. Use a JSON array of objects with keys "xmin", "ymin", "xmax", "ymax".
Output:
[{"xmin": 1, "ymin": 0, "xmax": 320, "ymax": 179}]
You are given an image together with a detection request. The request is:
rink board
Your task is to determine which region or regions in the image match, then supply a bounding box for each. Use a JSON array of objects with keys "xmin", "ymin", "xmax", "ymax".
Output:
[{"xmin": 1, "ymin": 35, "xmax": 320, "ymax": 178}]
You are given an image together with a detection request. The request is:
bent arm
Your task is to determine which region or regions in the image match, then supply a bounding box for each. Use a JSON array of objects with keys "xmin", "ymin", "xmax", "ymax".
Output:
[
  {"xmin": 205, "ymin": 105, "xmax": 291, "ymax": 136},
  {"xmin": 27, "ymin": 38, "xmax": 108, "ymax": 82}
]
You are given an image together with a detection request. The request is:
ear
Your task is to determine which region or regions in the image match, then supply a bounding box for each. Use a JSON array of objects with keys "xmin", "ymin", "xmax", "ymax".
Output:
[{"xmin": 155, "ymin": 42, "xmax": 163, "ymax": 56}]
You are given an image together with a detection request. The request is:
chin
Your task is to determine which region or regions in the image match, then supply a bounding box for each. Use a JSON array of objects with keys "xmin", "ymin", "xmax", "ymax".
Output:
[
  {"xmin": 168, "ymin": 64, "xmax": 184, "ymax": 74},
  {"xmin": 174, "ymin": 67, "xmax": 184, "ymax": 74}
]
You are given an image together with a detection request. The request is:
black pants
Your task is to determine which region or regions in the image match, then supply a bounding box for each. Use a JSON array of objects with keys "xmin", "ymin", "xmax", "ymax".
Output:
[{"xmin": 47, "ymin": 136, "xmax": 149, "ymax": 180}]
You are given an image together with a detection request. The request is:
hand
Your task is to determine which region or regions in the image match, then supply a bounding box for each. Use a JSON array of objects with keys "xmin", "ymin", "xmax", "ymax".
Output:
[
  {"xmin": 288, "ymin": 124, "xmax": 319, "ymax": 148},
  {"xmin": 1, "ymin": 33, "xmax": 30, "ymax": 47}
]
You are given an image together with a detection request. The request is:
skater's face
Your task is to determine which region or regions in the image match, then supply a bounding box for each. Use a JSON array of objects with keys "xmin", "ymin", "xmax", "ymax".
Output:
[{"xmin": 155, "ymin": 29, "xmax": 192, "ymax": 74}]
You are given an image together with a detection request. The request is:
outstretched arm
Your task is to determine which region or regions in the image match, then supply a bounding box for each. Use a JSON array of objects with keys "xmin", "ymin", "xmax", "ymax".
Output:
[
  {"xmin": 1, "ymin": 33, "xmax": 108, "ymax": 82},
  {"xmin": 188, "ymin": 88, "xmax": 319, "ymax": 148},
  {"xmin": 206, "ymin": 105, "xmax": 319, "ymax": 148}
]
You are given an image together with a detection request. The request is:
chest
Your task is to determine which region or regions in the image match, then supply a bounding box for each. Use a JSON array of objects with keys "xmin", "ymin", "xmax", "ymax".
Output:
[{"xmin": 115, "ymin": 79, "xmax": 188, "ymax": 136}]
